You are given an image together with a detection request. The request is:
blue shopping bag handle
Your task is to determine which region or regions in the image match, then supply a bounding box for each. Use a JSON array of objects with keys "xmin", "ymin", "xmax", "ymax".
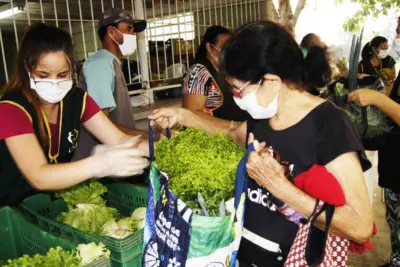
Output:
[
  {"xmin": 149, "ymin": 121, "xmax": 171, "ymax": 162},
  {"xmin": 233, "ymin": 143, "xmax": 255, "ymax": 222}
]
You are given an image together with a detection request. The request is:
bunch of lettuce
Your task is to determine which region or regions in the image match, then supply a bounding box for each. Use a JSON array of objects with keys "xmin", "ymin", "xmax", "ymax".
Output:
[
  {"xmin": 56, "ymin": 181, "xmax": 118, "ymax": 235},
  {"xmin": 2, "ymin": 242, "xmax": 109, "ymax": 267},
  {"xmin": 55, "ymin": 180, "xmax": 107, "ymax": 209},
  {"xmin": 55, "ymin": 180, "xmax": 145, "ymax": 238},
  {"xmin": 155, "ymin": 128, "xmax": 245, "ymax": 216},
  {"xmin": 102, "ymin": 207, "xmax": 146, "ymax": 239}
]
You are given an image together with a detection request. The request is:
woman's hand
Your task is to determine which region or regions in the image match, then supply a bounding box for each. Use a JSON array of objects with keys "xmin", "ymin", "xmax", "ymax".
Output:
[
  {"xmin": 148, "ymin": 107, "xmax": 187, "ymax": 129},
  {"xmin": 246, "ymin": 133, "xmax": 287, "ymax": 191},
  {"xmin": 348, "ymin": 88, "xmax": 382, "ymax": 107}
]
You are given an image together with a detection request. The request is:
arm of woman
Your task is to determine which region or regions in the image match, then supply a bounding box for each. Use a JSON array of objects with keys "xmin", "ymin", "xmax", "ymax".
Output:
[
  {"xmin": 247, "ymin": 151, "xmax": 373, "ymax": 244},
  {"xmin": 6, "ymin": 134, "xmax": 94, "ymax": 190},
  {"xmin": 349, "ymin": 88, "xmax": 400, "ymax": 125},
  {"xmin": 149, "ymin": 107, "xmax": 247, "ymax": 146},
  {"xmin": 182, "ymin": 93, "xmax": 208, "ymax": 112},
  {"xmin": 82, "ymin": 97, "xmax": 149, "ymax": 154}
]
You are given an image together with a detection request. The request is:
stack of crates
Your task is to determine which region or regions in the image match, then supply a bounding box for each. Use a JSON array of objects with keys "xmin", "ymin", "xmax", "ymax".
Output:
[
  {"xmin": 21, "ymin": 183, "xmax": 148, "ymax": 267},
  {"xmin": 0, "ymin": 206, "xmax": 110, "ymax": 266}
]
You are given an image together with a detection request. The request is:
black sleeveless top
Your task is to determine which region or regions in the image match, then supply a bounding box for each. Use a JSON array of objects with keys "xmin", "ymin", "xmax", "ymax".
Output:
[
  {"xmin": 0, "ymin": 88, "xmax": 86, "ymax": 206},
  {"xmin": 195, "ymin": 58, "xmax": 249, "ymax": 121}
]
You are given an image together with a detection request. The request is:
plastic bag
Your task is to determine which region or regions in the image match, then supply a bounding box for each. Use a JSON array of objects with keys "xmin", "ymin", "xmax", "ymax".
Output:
[
  {"xmin": 323, "ymin": 76, "xmax": 391, "ymax": 140},
  {"xmin": 143, "ymin": 126, "xmax": 249, "ymax": 267}
]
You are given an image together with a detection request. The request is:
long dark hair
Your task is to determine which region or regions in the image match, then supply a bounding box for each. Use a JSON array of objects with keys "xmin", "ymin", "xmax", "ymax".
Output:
[
  {"xmin": 361, "ymin": 36, "xmax": 387, "ymax": 60},
  {"xmin": 195, "ymin": 25, "xmax": 231, "ymax": 63},
  {"xmin": 2, "ymin": 23, "xmax": 75, "ymax": 150},
  {"xmin": 300, "ymin": 33, "xmax": 318, "ymax": 49},
  {"xmin": 222, "ymin": 21, "xmax": 331, "ymax": 89}
]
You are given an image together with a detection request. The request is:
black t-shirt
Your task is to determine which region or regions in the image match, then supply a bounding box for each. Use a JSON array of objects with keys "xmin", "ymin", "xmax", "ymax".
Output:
[
  {"xmin": 378, "ymin": 73, "xmax": 400, "ymax": 192},
  {"xmin": 358, "ymin": 56, "xmax": 396, "ymax": 76},
  {"xmin": 238, "ymin": 101, "xmax": 371, "ymax": 267}
]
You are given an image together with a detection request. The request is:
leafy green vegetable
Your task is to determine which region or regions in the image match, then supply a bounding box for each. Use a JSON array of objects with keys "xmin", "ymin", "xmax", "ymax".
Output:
[
  {"xmin": 55, "ymin": 180, "xmax": 107, "ymax": 209},
  {"xmin": 77, "ymin": 242, "xmax": 110, "ymax": 265},
  {"xmin": 103, "ymin": 218, "xmax": 134, "ymax": 239},
  {"xmin": 57, "ymin": 204, "xmax": 118, "ymax": 235},
  {"xmin": 155, "ymin": 128, "xmax": 244, "ymax": 216},
  {"xmin": 2, "ymin": 243, "xmax": 109, "ymax": 266},
  {"xmin": 131, "ymin": 207, "xmax": 146, "ymax": 229}
]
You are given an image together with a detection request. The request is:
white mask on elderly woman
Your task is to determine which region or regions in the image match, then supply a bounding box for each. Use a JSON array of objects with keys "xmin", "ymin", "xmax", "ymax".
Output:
[{"xmin": 233, "ymin": 80, "xmax": 279, "ymax": 120}]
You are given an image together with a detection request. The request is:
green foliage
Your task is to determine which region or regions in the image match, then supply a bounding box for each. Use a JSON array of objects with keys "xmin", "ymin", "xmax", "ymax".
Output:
[
  {"xmin": 338, "ymin": 0, "xmax": 400, "ymax": 32},
  {"xmin": 55, "ymin": 180, "xmax": 107, "ymax": 209},
  {"xmin": 2, "ymin": 247, "xmax": 81, "ymax": 267},
  {"xmin": 155, "ymin": 128, "xmax": 245, "ymax": 216},
  {"xmin": 55, "ymin": 181, "xmax": 143, "ymax": 237},
  {"xmin": 2, "ymin": 243, "xmax": 109, "ymax": 267},
  {"xmin": 57, "ymin": 204, "xmax": 119, "ymax": 235}
]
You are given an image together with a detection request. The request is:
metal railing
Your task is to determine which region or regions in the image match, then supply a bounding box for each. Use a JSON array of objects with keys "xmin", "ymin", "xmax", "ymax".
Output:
[{"xmin": 0, "ymin": 0, "xmax": 265, "ymax": 102}]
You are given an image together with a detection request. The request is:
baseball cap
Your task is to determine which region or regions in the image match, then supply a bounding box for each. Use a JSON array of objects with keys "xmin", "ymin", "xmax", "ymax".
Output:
[{"xmin": 99, "ymin": 8, "xmax": 147, "ymax": 33}]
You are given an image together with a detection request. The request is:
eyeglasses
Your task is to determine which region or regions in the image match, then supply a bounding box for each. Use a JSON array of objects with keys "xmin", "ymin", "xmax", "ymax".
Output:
[
  {"xmin": 211, "ymin": 43, "xmax": 221, "ymax": 52},
  {"xmin": 33, "ymin": 79, "xmax": 73, "ymax": 90},
  {"xmin": 232, "ymin": 81, "xmax": 251, "ymax": 98},
  {"xmin": 232, "ymin": 80, "xmax": 262, "ymax": 99}
]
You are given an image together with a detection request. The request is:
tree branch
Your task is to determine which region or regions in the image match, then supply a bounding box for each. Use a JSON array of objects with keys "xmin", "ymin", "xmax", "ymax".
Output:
[{"xmin": 293, "ymin": 0, "xmax": 306, "ymax": 24}]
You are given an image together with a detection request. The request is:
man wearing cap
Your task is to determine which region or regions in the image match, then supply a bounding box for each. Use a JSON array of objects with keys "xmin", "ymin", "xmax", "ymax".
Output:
[{"xmin": 74, "ymin": 8, "xmax": 148, "ymax": 160}]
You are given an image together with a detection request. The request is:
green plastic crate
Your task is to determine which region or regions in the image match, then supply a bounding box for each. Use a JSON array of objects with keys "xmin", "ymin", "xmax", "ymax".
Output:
[
  {"xmin": 0, "ymin": 206, "xmax": 110, "ymax": 267},
  {"xmin": 20, "ymin": 183, "xmax": 148, "ymax": 267}
]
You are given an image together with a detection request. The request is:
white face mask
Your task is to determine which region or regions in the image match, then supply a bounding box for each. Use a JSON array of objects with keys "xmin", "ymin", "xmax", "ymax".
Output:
[
  {"xmin": 30, "ymin": 74, "xmax": 73, "ymax": 103},
  {"xmin": 110, "ymin": 27, "xmax": 137, "ymax": 56},
  {"xmin": 377, "ymin": 49, "xmax": 389, "ymax": 59},
  {"xmin": 233, "ymin": 80, "xmax": 279, "ymax": 119}
]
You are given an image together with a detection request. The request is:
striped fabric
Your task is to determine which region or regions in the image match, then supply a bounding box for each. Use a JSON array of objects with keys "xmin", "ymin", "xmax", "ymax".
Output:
[{"xmin": 183, "ymin": 64, "xmax": 222, "ymax": 110}]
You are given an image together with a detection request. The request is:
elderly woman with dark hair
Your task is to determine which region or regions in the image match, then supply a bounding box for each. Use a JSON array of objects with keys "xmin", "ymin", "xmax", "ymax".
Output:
[{"xmin": 151, "ymin": 21, "xmax": 373, "ymax": 267}]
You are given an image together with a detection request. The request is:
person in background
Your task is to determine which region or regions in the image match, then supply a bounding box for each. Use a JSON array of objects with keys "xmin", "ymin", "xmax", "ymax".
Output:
[
  {"xmin": 182, "ymin": 26, "xmax": 248, "ymax": 124},
  {"xmin": 389, "ymin": 17, "xmax": 400, "ymax": 63},
  {"xmin": 359, "ymin": 36, "xmax": 396, "ymax": 95},
  {"xmin": 150, "ymin": 21, "xmax": 373, "ymax": 266},
  {"xmin": 349, "ymin": 77, "xmax": 400, "ymax": 267},
  {"xmin": 0, "ymin": 24, "xmax": 149, "ymax": 206},
  {"xmin": 300, "ymin": 33, "xmax": 328, "ymax": 96},
  {"xmin": 300, "ymin": 33, "xmax": 326, "ymax": 58},
  {"xmin": 75, "ymin": 8, "xmax": 148, "ymax": 160}
]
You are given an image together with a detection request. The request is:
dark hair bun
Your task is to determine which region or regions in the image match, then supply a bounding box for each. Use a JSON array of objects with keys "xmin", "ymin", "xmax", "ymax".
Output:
[
  {"xmin": 222, "ymin": 21, "xmax": 331, "ymax": 90},
  {"xmin": 303, "ymin": 46, "xmax": 332, "ymax": 88}
]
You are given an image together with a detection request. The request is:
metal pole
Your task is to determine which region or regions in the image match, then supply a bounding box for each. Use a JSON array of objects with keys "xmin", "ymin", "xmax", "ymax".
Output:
[
  {"xmin": 190, "ymin": 0, "xmax": 196, "ymax": 59},
  {"xmin": 0, "ymin": 26, "xmax": 8, "ymax": 82},
  {"xmin": 196, "ymin": 0, "xmax": 201, "ymax": 47},
  {"xmin": 65, "ymin": 0, "xmax": 73, "ymax": 39},
  {"xmin": 151, "ymin": 0, "xmax": 161, "ymax": 76},
  {"xmin": 160, "ymin": 0, "xmax": 169, "ymax": 79},
  {"xmin": 90, "ymin": 0, "xmax": 98, "ymax": 51},
  {"xmin": 10, "ymin": 0, "xmax": 19, "ymax": 49},
  {"xmin": 78, "ymin": 0, "xmax": 88, "ymax": 60},
  {"xmin": 132, "ymin": 0, "xmax": 142, "ymax": 83},
  {"xmin": 134, "ymin": 0, "xmax": 153, "ymax": 103},
  {"xmin": 53, "ymin": 0, "xmax": 59, "ymax": 27},
  {"xmin": 167, "ymin": 0, "xmax": 176, "ymax": 78},
  {"xmin": 175, "ymin": 0, "xmax": 182, "ymax": 67},
  {"xmin": 39, "ymin": 0, "xmax": 44, "ymax": 22},
  {"xmin": 25, "ymin": 0, "xmax": 30, "ymax": 25}
]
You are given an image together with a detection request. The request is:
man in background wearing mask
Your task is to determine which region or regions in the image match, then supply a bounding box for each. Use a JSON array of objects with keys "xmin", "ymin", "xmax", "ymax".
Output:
[{"xmin": 74, "ymin": 8, "xmax": 148, "ymax": 160}]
